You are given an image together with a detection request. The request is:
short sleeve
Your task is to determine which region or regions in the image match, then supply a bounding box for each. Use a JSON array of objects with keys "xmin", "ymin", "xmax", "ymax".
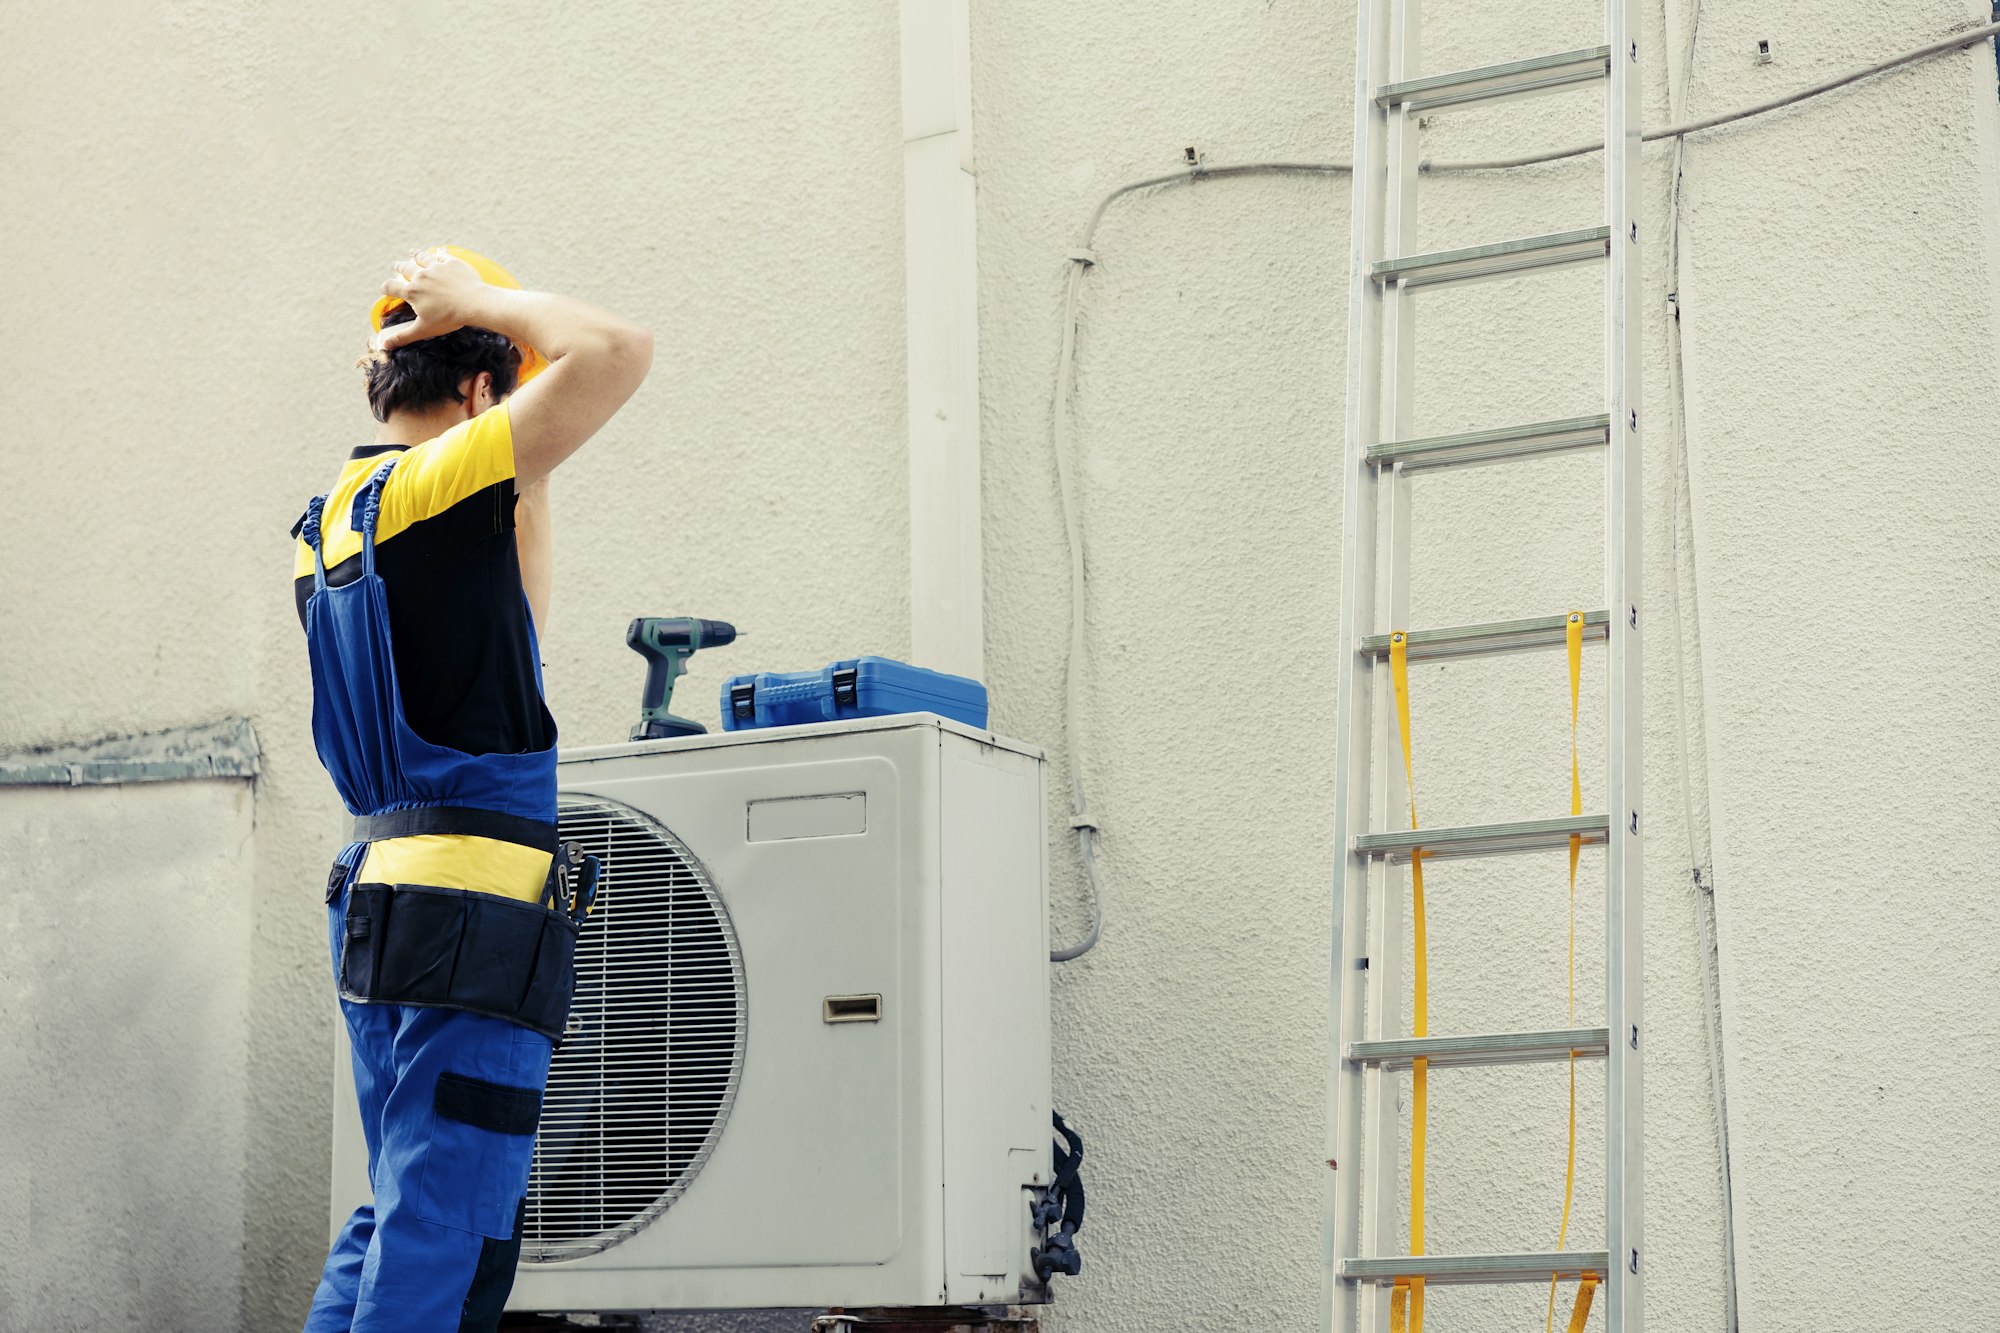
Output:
[{"xmin": 374, "ymin": 403, "xmax": 516, "ymax": 537}]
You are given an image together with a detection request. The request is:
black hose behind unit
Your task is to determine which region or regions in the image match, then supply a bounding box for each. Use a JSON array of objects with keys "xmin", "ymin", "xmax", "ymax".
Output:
[{"xmin": 1031, "ymin": 1112, "xmax": 1086, "ymax": 1282}]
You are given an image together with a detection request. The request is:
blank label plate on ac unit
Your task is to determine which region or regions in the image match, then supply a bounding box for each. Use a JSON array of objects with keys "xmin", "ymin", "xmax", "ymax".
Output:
[{"xmin": 747, "ymin": 791, "xmax": 867, "ymax": 842}]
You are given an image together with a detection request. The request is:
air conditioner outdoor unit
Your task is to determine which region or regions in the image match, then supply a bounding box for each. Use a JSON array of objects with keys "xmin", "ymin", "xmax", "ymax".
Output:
[{"xmin": 329, "ymin": 713, "xmax": 1055, "ymax": 1314}]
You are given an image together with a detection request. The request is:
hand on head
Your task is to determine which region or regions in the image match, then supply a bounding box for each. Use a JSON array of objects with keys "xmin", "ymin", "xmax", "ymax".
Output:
[{"xmin": 373, "ymin": 249, "xmax": 490, "ymax": 353}]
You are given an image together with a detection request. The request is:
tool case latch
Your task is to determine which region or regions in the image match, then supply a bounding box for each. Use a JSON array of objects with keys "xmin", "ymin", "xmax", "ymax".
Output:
[
  {"xmin": 729, "ymin": 682, "xmax": 757, "ymax": 722},
  {"xmin": 831, "ymin": 668, "xmax": 859, "ymax": 711}
]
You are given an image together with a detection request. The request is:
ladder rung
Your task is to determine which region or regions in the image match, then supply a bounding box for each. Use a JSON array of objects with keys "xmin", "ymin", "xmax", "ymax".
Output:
[
  {"xmin": 1355, "ymin": 814, "xmax": 1607, "ymax": 862},
  {"xmin": 1361, "ymin": 612, "xmax": 1609, "ymax": 662},
  {"xmin": 1341, "ymin": 1251, "xmax": 1611, "ymax": 1286},
  {"xmin": 1377, "ymin": 46, "xmax": 1612, "ymax": 112},
  {"xmin": 1372, "ymin": 228, "xmax": 1610, "ymax": 289},
  {"xmin": 1367, "ymin": 413, "xmax": 1610, "ymax": 471},
  {"xmin": 1347, "ymin": 1027, "xmax": 1609, "ymax": 1070}
]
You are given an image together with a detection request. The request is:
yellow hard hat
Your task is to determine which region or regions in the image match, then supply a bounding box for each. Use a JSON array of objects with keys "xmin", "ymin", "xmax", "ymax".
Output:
[{"xmin": 369, "ymin": 245, "xmax": 547, "ymax": 386}]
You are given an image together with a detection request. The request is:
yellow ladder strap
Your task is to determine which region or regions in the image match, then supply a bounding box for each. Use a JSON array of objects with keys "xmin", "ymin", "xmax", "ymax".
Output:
[
  {"xmin": 1391, "ymin": 1278, "xmax": 1424, "ymax": 1332},
  {"xmin": 1567, "ymin": 1275, "xmax": 1599, "ymax": 1332},
  {"xmin": 1393, "ymin": 623, "xmax": 1593, "ymax": 1333},
  {"xmin": 1546, "ymin": 611, "xmax": 1589, "ymax": 1333},
  {"xmin": 1388, "ymin": 632, "xmax": 1426, "ymax": 1332}
]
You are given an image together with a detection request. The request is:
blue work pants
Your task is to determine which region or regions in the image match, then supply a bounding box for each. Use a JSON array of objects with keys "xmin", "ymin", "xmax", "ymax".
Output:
[{"xmin": 306, "ymin": 891, "xmax": 554, "ymax": 1333}]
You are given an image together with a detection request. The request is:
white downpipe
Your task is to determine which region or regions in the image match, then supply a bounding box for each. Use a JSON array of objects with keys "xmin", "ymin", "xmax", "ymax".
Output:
[{"xmin": 900, "ymin": 0, "xmax": 983, "ymax": 680}]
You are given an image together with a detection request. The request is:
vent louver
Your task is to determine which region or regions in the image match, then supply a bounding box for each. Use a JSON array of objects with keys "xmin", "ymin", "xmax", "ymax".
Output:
[{"xmin": 521, "ymin": 794, "xmax": 747, "ymax": 1262}]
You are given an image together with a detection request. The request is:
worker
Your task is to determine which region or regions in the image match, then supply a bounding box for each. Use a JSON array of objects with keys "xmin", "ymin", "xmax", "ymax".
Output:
[{"xmin": 292, "ymin": 247, "xmax": 652, "ymax": 1332}]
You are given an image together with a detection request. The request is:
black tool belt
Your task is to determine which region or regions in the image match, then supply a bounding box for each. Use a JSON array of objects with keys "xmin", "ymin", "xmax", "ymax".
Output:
[
  {"xmin": 338, "ymin": 883, "xmax": 580, "ymax": 1041},
  {"xmin": 332, "ymin": 806, "xmax": 590, "ymax": 1041},
  {"xmin": 349, "ymin": 805, "xmax": 559, "ymax": 852}
]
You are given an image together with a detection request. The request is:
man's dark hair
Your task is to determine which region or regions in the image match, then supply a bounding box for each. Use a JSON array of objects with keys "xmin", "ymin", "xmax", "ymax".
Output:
[{"xmin": 363, "ymin": 303, "xmax": 522, "ymax": 423}]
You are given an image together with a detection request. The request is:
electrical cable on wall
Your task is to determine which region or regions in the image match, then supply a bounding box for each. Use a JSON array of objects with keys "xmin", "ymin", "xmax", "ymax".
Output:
[
  {"xmin": 1658, "ymin": 2, "xmax": 1744, "ymax": 1328},
  {"xmin": 1050, "ymin": 162, "xmax": 1353, "ymax": 964},
  {"xmin": 1048, "ymin": 255, "xmax": 1106, "ymax": 963},
  {"xmin": 1427, "ymin": 17, "xmax": 2000, "ymax": 172},
  {"xmin": 1050, "ymin": 17, "xmax": 2000, "ymax": 965}
]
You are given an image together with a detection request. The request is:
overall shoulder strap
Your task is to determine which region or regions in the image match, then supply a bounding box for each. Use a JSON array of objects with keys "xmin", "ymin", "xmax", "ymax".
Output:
[
  {"xmin": 294, "ymin": 495, "xmax": 331, "ymax": 589},
  {"xmin": 350, "ymin": 457, "xmax": 402, "ymax": 576}
]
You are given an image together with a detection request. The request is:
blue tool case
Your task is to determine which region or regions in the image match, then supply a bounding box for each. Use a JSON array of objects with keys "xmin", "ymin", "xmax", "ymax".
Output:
[{"xmin": 720, "ymin": 657, "xmax": 989, "ymax": 732}]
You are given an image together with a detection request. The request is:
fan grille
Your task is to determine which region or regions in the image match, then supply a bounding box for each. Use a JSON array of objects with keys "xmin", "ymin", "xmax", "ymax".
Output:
[{"xmin": 521, "ymin": 794, "xmax": 747, "ymax": 1262}]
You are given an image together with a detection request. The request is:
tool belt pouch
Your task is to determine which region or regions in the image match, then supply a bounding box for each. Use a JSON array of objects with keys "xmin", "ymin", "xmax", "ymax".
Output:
[{"xmin": 339, "ymin": 883, "xmax": 579, "ymax": 1041}]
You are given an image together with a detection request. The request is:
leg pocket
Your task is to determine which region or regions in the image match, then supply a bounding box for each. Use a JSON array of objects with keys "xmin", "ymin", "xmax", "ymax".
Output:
[{"xmin": 415, "ymin": 1073, "xmax": 544, "ymax": 1238}]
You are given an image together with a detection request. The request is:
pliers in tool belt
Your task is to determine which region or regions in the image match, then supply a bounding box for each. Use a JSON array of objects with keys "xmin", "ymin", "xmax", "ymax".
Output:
[{"xmin": 545, "ymin": 841, "xmax": 602, "ymax": 923}]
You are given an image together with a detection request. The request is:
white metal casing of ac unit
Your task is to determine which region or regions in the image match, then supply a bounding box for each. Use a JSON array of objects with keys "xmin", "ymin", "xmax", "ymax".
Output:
[{"xmin": 328, "ymin": 714, "xmax": 1054, "ymax": 1313}]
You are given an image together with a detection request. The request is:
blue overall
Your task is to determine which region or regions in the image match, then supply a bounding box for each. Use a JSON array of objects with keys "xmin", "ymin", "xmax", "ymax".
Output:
[{"xmin": 298, "ymin": 459, "xmax": 565, "ymax": 1333}]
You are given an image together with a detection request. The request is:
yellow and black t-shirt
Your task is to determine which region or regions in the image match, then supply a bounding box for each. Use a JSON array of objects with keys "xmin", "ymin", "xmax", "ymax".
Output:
[{"xmin": 293, "ymin": 404, "xmax": 554, "ymax": 900}]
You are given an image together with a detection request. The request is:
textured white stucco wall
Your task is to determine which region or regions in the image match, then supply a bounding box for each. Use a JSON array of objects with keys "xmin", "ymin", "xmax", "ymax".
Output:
[
  {"xmin": 1668, "ymin": 4, "xmax": 2000, "ymax": 1326},
  {"xmin": 0, "ymin": 780, "xmax": 255, "ymax": 1332},
  {"xmin": 2, "ymin": 1, "xmax": 1997, "ymax": 1329}
]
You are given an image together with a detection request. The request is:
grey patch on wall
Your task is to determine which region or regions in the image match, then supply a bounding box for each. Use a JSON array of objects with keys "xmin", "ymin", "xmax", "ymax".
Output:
[{"xmin": 0, "ymin": 716, "xmax": 259, "ymax": 786}]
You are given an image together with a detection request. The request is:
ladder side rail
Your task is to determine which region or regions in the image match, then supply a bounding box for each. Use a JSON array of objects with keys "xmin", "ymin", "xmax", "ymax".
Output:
[
  {"xmin": 1363, "ymin": 9, "xmax": 1424, "ymax": 1317},
  {"xmin": 1319, "ymin": 0, "xmax": 1394, "ymax": 1327},
  {"xmin": 1358, "ymin": 475, "xmax": 1408, "ymax": 1333},
  {"xmin": 1602, "ymin": 0, "xmax": 1645, "ymax": 1327}
]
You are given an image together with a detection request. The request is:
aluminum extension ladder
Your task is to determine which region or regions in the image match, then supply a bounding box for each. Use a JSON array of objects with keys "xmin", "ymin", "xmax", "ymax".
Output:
[{"xmin": 1319, "ymin": 3, "xmax": 1642, "ymax": 1331}]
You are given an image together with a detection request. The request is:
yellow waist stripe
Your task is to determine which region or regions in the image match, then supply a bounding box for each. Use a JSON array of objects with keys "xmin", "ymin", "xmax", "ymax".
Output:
[{"xmin": 357, "ymin": 835, "xmax": 553, "ymax": 903}]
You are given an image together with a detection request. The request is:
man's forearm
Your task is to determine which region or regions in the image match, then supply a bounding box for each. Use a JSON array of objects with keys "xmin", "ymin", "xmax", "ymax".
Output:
[
  {"xmin": 468, "ymin": 285, "xmax": 654, "ymax": 486},
  {"xmin": 466, "ymin": 287, "xmax": 650, "ymax": 370},
  {"xmin": 379, "ymin": 250, "xmax": 654, "ymax": 485}
]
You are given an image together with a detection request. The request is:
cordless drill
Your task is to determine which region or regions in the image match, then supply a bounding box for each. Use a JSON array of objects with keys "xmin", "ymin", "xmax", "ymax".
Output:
[{"xmin": 627, "ymin": 617, "xmax": 738, "ymax": 740}]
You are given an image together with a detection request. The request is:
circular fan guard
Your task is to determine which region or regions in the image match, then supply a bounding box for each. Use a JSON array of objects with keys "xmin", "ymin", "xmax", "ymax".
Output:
[{"xmin": 521, "ymin": 794, "xmax": 747, "ymax": 1262}]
